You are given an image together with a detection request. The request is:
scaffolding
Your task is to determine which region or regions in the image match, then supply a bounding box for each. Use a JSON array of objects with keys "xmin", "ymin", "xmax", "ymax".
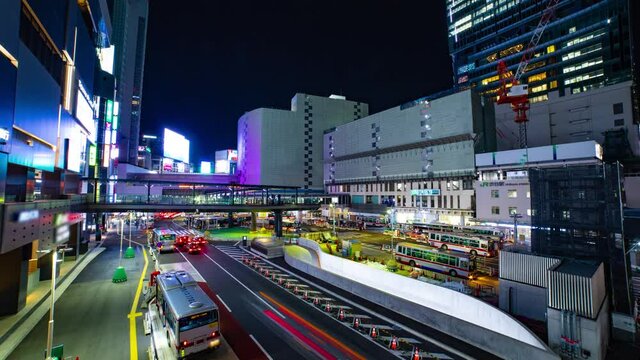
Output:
[{"xmin": 529, "ymin": 163, "xmax": 632, "ymax": 314}]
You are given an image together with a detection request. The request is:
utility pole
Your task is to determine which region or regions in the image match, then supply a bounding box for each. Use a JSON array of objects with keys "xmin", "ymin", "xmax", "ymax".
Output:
[
  {"xmin": 45, "ymin": 249, "xmax": 57, "ymax": 360},
  {"xmin": 510, "ymin": 212, "xmax": 523, "ymax": 244}
]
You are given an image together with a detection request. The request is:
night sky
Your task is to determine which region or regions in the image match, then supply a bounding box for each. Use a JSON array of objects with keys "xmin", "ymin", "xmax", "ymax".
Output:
[{"xmin": 140, "ymin": 1, "xmax": 452, "ymax": 164}]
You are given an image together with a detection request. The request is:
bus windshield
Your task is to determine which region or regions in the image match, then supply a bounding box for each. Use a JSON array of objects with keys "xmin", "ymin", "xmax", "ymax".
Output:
[{"xmin": 179, "ymin": 310, "xmax": 218, "ymax": 332}]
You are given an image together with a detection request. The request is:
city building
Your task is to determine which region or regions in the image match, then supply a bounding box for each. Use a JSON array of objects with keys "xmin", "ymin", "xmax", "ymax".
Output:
[
  {"xmin": 0, "ymin": 0, "xmax": 113, "ymax": 315},
  {"xmin": 110, "ymin": 0, "xmax": 149, "ymax": 165},
  {"xmin": 237, "ymin": 93, "xmax": 368, "ymax": 189},
  {"xmin": 529, "ymin": 162, "xmax": 633, "ymax": 317},
  {"xmin": 446, "ymin": 0, "xmax": 639, "ymax": 154},
  {"xmin": 214, "ymin": 149, "xmax": 237, "ymax": 175},
  {"xmin": 474, "ymin": 140, "xmax": 603, "ymax": 241},
  {"xmin": 324, "ymin": 89, "xmax": 496, "ymax": 226}
]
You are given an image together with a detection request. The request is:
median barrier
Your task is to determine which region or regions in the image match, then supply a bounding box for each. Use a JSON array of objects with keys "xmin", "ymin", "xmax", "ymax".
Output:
[{"xmin": 286, "ymin": 238, "xmax": 559, "ymax": 360}]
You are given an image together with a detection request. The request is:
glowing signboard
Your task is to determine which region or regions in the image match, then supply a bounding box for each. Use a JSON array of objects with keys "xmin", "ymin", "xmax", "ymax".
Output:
[
  {"xmin": 410, "ymin": 189, "xmax": 441, "ymax": 196},
  {"xmin": 163, "ymin": 128, "xmax": 190, "ymax": 163}
]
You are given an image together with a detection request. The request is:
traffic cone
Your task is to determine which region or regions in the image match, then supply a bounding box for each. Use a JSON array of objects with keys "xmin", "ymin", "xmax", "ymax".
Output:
[
  {"xmin": 325, "ymin": 302, "xmax": 331, "ymax": 312},
  {"xmin": 389, "ymin": 336, "xmax": 398, "ymax": 350},
  {"xmin": 338, "ymin": 308, "xmax": 345, "ymax": 321},
  {"xmin": 412, "ymin": 347, "xmax": 420, "ymax": 360},
  {"xmin": 353, "ymin": 317, "xmax": 360, "ymax": 329},
  {"xmin": 370, "ymin": 326, "xmax": 377, "ymax": 338}
]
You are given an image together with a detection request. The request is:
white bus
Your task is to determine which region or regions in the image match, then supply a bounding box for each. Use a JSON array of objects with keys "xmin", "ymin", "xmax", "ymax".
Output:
[
  {"xmin": 156, "ymin": 271, "xmax": 220, "ymax": 359},
  {"xmin": 153, "ymin": 228, "xmax": 177, "ymax": 253},
  {"xmin": 419, "ymin": 230, "xmax": 496, "ymax": 257},
  {"xmin": 395, "ymin": 242, "xmax": 476, "ymax": 279}
]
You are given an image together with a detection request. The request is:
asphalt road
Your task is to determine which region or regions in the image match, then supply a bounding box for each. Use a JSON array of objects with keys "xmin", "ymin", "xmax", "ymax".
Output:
[
  {"xmin": 8, "ymin": 229, "xmax": 147, "ymax": 360},
  {"xmin": 158, "ymin": 244, "xmax": 399, "ymax": 360}
]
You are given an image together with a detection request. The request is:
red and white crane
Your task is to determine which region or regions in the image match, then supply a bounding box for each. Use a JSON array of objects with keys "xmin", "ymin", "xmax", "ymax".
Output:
[{"xmin": 496, "ymin": 0, "xmax": 560, "ymax": 149}]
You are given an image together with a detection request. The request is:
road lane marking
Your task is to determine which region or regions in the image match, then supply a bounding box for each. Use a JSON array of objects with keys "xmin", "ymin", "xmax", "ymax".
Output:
[
  {"xmin": 216, "ymin": 294, "xmax": 232, "ymax": 313},
  {"xmin": 239, "ymin": 247, "xmax": 474, "ymax": 360},
  {"xmin": 260, "ymin": 291, "xmax": 365, "ymax": 360},
  {"xmin": 263, "ymin": 310, "xmax": 336, "ymax": 360},
  {"xmin": 249, "ymin": 334, "xmax": 274, "ymax": 360},
  {"xmin": 178, "ymin": 250, "xmax": 286, "ymax": 319},
  {"xmin": 129, "ymin": 246, "xmax": 149, "ymax": 360}
]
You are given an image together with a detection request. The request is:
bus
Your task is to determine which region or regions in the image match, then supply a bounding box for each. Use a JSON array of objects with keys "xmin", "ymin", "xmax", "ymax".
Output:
[
  {"xmin": 412, "ymin": 223, "xmax": 505, "ymax": 242},
  {"xmin": 421, "ymin": 231, "xmax": 496, "ymax": 257},
  {"xmin": 395, "ymin": 242, "xmax": 476, "ymax": 279},
  {"xmin": 153, "ymin": 228, "xmax": 177, "ymax": 253},
  {"xmin": 156, "ymin": 271, "xmax": 220, "ymax": 359}
]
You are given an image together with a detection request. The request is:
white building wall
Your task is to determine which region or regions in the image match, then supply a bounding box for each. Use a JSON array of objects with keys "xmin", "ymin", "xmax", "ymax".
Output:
[
  {"xmin": 475, "ymin": 180, "xmax": 532, "ymax": 225},
  {"xmin": 495, "ymin": 81, "xmax": 639, "ymax": 155}
]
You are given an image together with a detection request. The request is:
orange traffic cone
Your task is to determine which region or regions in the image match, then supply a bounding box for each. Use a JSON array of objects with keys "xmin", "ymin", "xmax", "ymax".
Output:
[
  {"xmin": 389, "ymin": 336, "xmax": 398, "ymax": 350},
  {"xmin": 338, "ymin": 308, "xmax": 345, "ymax": 321},
  {"xmin": 412, "ymin": 347, "xmax": 420, "ymax": 360},
  {"xmin": 370, "ymin": 326, "xmax": 377, "ymax": 338},
  {"xmin": 353, "ymin": 317, "xmax": 360, "ymax": 328}
]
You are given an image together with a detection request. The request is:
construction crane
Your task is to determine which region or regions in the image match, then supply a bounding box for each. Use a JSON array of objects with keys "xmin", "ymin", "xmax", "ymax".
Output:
[{"xmin": 496, "ymin": 0, "xmax": 560, "ymax": 149}]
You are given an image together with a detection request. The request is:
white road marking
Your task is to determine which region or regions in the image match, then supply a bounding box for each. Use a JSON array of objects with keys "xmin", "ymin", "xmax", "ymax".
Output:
[
  {"xmin": 202, "ymin": 253, "xmax": 286, "ymax": 319},
  {"xmin": 216, "ymin": 294, "xmax": 232, "ymax": 313},
  {"xmin": 237, "ymin": 247, "xmax": 474, "ymax": 360},
  {"xmin": 249, "ymin": 334, "xmax": 274, "ymax": 360}
]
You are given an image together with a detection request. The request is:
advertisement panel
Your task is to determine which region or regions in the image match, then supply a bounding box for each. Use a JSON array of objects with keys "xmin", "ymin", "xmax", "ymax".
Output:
[
  {"xmin": 162, "ymin": 158, "xmax": 173, "ymax": 171},
  {"xmin": 200, "ymin": 161, "xmax": 211, "ymax": 174},
  {"xmin": 215, "ymin": 159, "xmax": 230, "ymax": 174},
  {"xmin": 163, "ymin": 128, "xmax": 190, "ymax": 163}
]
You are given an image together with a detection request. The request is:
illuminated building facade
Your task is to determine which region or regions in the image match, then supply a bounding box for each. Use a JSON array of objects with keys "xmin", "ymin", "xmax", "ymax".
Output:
[
  {"xmin": 0, "ymin": 0, "xmax": 113, "ymax": 315},
  {"xmin": 447, "ymin": 0, "xmax": 638, "ymax": 153}
]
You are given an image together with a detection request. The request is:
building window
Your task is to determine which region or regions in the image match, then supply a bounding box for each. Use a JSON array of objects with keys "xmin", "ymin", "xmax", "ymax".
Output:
[
  {"xmin": 526, "ymin": 191, "xmax": 530, "ymax": 198},
  {"xmin": 613, "ymin": 103, "xmax": 623, "ymax": 115},
  {"xmin": 614, "ymin": 119, "xmax": 624, "ymax": 127},
  {"xmin": 562, "ymin": 210, "xmax": 571, "ymax": 220},
  {"xmin": 463, "ymin": 180, "xmax": 473, "ymax": 190},
  {"xmin": 508, "ymin": 189, "xmax": 517, "ymax": 198},
  {"xmin": 578, "ymin": 190, "xmax": 586, "ymax": 200},
  {"xmin": 491, "ymin": 206, "xmax": 500, "ymax": 215},
  {"xmin": 527, "ymin": 209, "xmax": 532, "ymax": 216},
  {"xmin": 508, "ymin": 207, "xmax": 518, "ymax": 215},
  {"xmin": 491, "ymin": 190, "xmax": 499, "ymax": 198}
]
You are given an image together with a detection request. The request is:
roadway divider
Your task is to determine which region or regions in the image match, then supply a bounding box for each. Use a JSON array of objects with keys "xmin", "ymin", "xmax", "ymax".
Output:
[{"xmin": 286, "ymin": 238, "xmax": 559, "ymax": 360}]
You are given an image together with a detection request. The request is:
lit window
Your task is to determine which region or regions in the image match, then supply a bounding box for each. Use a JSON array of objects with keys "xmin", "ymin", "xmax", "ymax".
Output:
[
  {"xmin": 508, "ymin": 190, "xmax": 517, "ymax": 198},
  {"xmin": 550, "ymin": 80, "xmax": 558, "ymax": 89},
  {"xmin": 562, "ymin": 210, "xmax": 571, "ymax": 220},
  {"xmin": 527, "ymin": 209, "xmax": 532, "ymax": 216},
  {"xmin": 509, "ymin": 207, "xmax": 518, "ymax": 215},
  {"xmin": 526, "ymin": 191, "xmax": 530, "ymax": 198},
  {"xmin": 547, "ymin": 45, "xmax": 555, "ymax": 53},
  {"xmin": 528, "ymin": 72, "xmax": 547, "ymax": 83}
]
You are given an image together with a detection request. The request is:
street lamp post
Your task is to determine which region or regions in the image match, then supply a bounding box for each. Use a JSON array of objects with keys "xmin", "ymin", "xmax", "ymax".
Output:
[
  {"xmin": 387, "ymin": 208, "xmax": 395, "ymax": 251},
  {"xmin": 510, "ymin": 212, "xmax": 523, "ymax": 244},
  {"xmin": 45, "ymin": 249, "xmax": 57, "ymax": 360}
]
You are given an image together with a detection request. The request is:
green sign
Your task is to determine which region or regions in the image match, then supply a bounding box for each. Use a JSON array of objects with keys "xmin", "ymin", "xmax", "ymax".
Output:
[
  {"xmin": 106, "ymin": 100, "xmax": 113, "ymax": 123},
  {"xmin": 89, "ymin": 145, "xmax": 97, "ymax": 166},
  {"xmin": 410, "ymin": 189, "xmax": 440, "ymax": 196}
]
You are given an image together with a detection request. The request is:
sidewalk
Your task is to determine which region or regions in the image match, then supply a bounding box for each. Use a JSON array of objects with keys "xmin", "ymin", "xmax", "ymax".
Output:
[
  {"xmin": 0, "ymin": 239, "xmax": 103, "ymax": 360},
  {"xmin": 5, "ymin": 229, "xmax": 148, "ymax": 360}
]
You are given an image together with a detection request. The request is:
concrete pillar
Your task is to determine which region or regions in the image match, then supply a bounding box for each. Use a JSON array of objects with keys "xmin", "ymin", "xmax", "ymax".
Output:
[
  {"xmin": 227, "ymin": 212, "xmax": 234, "ymax": 228},
  {"xmin": 0, "ymin": 245, "xmax": 31, "ymax": 315},
  {"xmin": 274, "ymin": 210, "xmax": 283, "ymax": 237},
  {"xmin": 250, "ymin": 212, "xmax": 257, "ymax": 231},
  {"xmin": 38, "ymin": 250, "xmax": 60, "ymax": 281},
  {"xmin": 296, "ymin": 211, "xmax": 303, "ymax": 222},
  {"xmin": 77, "ymin": 222, "xmax": 88, "ymax": 255}
]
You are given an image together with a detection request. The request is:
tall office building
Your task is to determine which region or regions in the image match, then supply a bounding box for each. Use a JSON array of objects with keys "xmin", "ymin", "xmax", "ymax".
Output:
[
  {"xmin": 110, "ymin": 0, "xmax": 149, "ymax": 165},
  {"xmin": 237, "ymin": 94, "xmax": 368, "ymax": 189},
  {"xmin": 0, "ymin": 0, "xmax": 113, "ymax": 315},
  {"xmin": 446, "ymin": 0, "xmax": 639, "ymax": 154}
]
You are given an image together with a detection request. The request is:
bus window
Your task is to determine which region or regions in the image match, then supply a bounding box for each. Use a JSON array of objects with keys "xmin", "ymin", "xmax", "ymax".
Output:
[
  {"xmin": 469, "ymin": 239, "xmax": 479, "ymax": 248},
  {"xmin": 459, "ymin": 258, "xmax": 468, "ymax": 269},
  {"xmin": 430, "ymin": 233, "xmax": 436, "ymax": 240},
  {"xmin": 179, "ymin": 310, "xmax": 218, "ymax": 332}
]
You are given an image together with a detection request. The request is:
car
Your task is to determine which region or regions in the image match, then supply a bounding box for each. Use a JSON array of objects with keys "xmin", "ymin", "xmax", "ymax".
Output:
[
  {"xmin": 176, "ymin": 235, "xmax": 190, "ymax": 247},
  {"xmin": 186, "ymin": 241, "xmax": 202, "ymax": 254},
  {"xmin": 192, "ymin": 236, "xmax": 207, "ymax": 246}
]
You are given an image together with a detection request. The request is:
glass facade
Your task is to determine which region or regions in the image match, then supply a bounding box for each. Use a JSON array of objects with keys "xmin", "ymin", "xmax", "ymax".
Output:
[{"xmin": 447, "ymin": 0, "xmax": 632, "ymax": 101}]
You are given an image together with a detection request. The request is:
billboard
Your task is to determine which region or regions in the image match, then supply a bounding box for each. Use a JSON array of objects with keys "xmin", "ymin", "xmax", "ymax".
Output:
[
  {"xmin": 200, "ymin": 161, "xmax": 212, "ymax": 174},
  {"xmin": 163, "ymin": 128, "xmax": 190, "ymax": 163},
  {"xmin": 215, "ymin": 159, "xmax": 230, "ymax": 174}
]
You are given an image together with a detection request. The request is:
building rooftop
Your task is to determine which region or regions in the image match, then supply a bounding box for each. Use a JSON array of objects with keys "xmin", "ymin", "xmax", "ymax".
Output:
[{"xmin": 553, "ymin": 260, "xmax": 600, "ymax": 278}]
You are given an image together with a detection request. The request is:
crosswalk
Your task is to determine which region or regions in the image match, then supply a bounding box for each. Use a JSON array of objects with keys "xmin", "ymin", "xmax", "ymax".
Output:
[
  {"xmin": 215, "ymin": 245, "xmax": 246, "ymax": 260},
  {"xmin": 174, "ymin": 228, "xmax": 201, "ymax": 236}
]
